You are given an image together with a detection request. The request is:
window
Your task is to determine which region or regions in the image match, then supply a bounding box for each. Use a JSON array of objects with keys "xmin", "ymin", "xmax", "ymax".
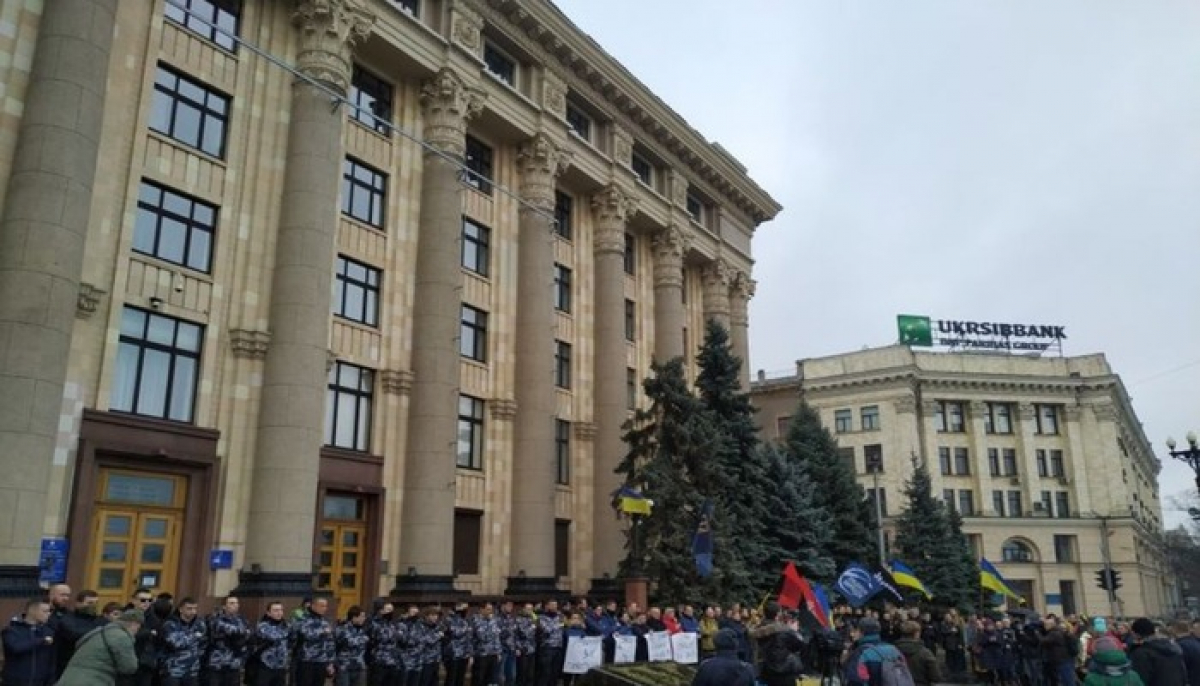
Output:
[
  {"xmin": 349, "ymin": 65, "xmax": 393, "ymax": 135},
  {"xmin": 1002, "ymin": 449, "xmax": 1018, "ymax": 477},
  {"xmin": 1002, "ymin": 539, "xmax": 1034, "ymax": 563},
  {"xmin": 164, "ymin": 0, "xmax": 240, "ymax": 51},
  {"xmin": 624, "ymin": 300, "xmax": 636, "ymax": 341},
  {"xmin": 1050, "ymin": 450, "xmax": 1065, "ymax": 477},
  {"xmin": 1008, "ymin": 491, "xmax": 1023, "ymax": 517},
  {"xmin": 626, "ymin": 368, "xmax": 637, "ymax": 409},
  {"xmin": 333, "ymin": 256, "xmax": 381, "ymax": 326},
  {"xmin": 939, "ymin": 447, "xmax": 952, "ymax": 476},
  {"xmin": 483, "ymin": 42, "xmax": 516, "ymax": 87},
  {"xmin": 453, "ymin": 509, "xmax": 482, "ymax": 575},
  {"xmin": 1037, "ymin": 449, "xmax": 1049, "ymax": 477},
  {"xmin": 1060, "ymin": 580, "xmax": 1077, "ymax": 616},
  {"xmin": 776, "ymin": 416, "xmax": 792, "ymax": 439},
  {"xmin": 630, "ymin": 150, "xmax": 653, "ymax": 186},
  {"xmin": 464, "ymin": 135, "xmax": 493, "ymax": 195},
  {"xmin": 958, "ymin": 490, "xmax": 975, "ymax": 516},
  {"xmin": 861, "ymin": 405, "xmax": 880, "ymax": 431},
  {"xmin": 324, "ymin": 362, "xmax": 374, "ymax": 451},
  {"xmin": 566, "ymin": 102, "xmax": 591, "ymax": 141},
  {"xmin": 988, "ymin": 448, "xmax": 1001, "ymax": 477},
  {"xmin": 133, "ymin": 181, "xmax": 216, "ymax": 272},
  {"xmin": 554, "ymin": 264, "xmax": 572, "ymax": 313},
  {"xmin": 341, "ymin": 158, "xmax": 387, "ymax": 228},
  {"xmin": 555, "ymin": 341, "xmax": 572, "ymax": 389},
  {"xmin": 461, "ymin": 218, "xmax": 490, "ymax": 276},
  {"xmin": 1054, "ymin": 535, "xmax": 1076, "ymax": 563},
  {"xmin": 554, "ymin": 191, "xmax": 573, "ymax": 240},
  {"xmin": 838, "ymin": 447, "xmax": 856, "ymax": 471},
  {"xmin": 986, "ymin": 403, "xmax": 1013, "ymax": 434},
  {"xmin": 456, "ymin": 395, "xmax": 485, "ymax": 470},
  {"xmin": 834, "ymin": 409, "xmax": 853, "ymax": 433},
  {"xmin": 150, "ymin": 65, "xmax": 229, "ymax": 158},
  {"xmin": 624, "ymin": 233, "xmax": 636, "ymax": 275},
  {"xmin": 555, "ymin": 419, "xmax": 571, "ymax": 485},
  {"xmin": 867, "ymin": 488, "xmax": 888, "ymax": 518},
  {"xmin": 554, "ymin": 520, "xmax": 571, "ymax": 578},
  {"xmin": 459, "ymin": 305, "xmax": 488, "ymax": 362},
  {"xmin": 1036, "ymin": 404, "xmax": 1060, "ymax": 435},
  {"xmin": 934, "ymin": 400, "xmax": 966, "ymax": 432},
  {"xmin": 1054, "ymin": 491, "xmax": 1070, "ymax": 518},
  {"xmin": 943, "ymin": 489, "xmax": 956, "ymax": 510},
  {"xmin": 111, "ymin": 307, "xmax": 202, "ymax": 422},
  {"xmin": 1040, "ymin": 490, "xmax": 1053, "ymax": 514},
  {"xmin": 954, "ymin": 447, "xmax": 970, "ymax": 475},
  {"xmin": 993, "ymin": 491, "xmax": 1006, "ymax": 517},
  {"xmin": 387, "ymin": 0, "xmax": 418, "ymax": 16},
  {"xmin": 864, "ymin": 444, "xmax": 883, "ymax": 473},
  {"xmin": 686, "ymin": 194, "xmax": 704, "ymax": 223}
]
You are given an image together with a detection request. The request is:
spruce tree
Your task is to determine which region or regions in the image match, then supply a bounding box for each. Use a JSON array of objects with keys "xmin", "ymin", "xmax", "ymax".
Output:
[
  {"xmin": 894, "ymin": 457, "xmax": 980, "ymax": 611},
  {"xmin": 781, "ymin": 401, "xmax": 875, "ymax": 573},
  {"xmin": 760, "ymin": 443, "xmax": 837, "ymax": 583}
]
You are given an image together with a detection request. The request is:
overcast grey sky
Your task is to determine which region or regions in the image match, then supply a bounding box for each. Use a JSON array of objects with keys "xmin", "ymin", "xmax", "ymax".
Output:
[{"xmin": 558, "ymin": 0, "xmax": 1200, "ymax": 527}]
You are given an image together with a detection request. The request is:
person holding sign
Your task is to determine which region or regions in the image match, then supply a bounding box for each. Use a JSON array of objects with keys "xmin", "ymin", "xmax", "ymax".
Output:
[{"xmin": 691, "ymin": 629, "xmax": 756, "ymax": 686}]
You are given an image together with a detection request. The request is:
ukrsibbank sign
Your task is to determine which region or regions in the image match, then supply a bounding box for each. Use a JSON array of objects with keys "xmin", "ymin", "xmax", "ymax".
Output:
[{"xmin": 897, "ymin": 314, "xmax": 1066, "ymax": 353}]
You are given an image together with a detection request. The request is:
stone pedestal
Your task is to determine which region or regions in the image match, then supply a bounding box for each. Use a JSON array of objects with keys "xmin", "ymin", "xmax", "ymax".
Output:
[
  {"xmin": 652, "ymin": 226, "xmax": 689, "ymax": 362},
  {"xmin": 0, "ymin": 0, "xmax": 118, "ymax": 598}
]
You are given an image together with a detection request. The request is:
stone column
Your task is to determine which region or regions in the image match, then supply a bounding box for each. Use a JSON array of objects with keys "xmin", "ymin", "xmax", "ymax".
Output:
[
  {"xmin": 651, "ymin": 226, "xmax": 689, "ymax": 362},
  {"xmin": 237, "ymin": 0, "xmax": 373, "ymax": 600},
  {"xmin": 730, "ymin": 272, "xmax": 755, "ymax": 390},
  {"xmin": 392, "ymin": 68, "xmax": 483, "ymax": 598},
  {"xmin": 506, "ymin": 134, "xmax": 571, "ymax": 596},
  {"xmin": 589, "ymin": 185, "xmax": 638, "ymax": 593},
  {"xmin": 701, "ymin": 259, "xmax": 731, "ymax": 330},
  {"xmin": 0, "ymin": 0, "xmax": 117, "ymax": 597}
]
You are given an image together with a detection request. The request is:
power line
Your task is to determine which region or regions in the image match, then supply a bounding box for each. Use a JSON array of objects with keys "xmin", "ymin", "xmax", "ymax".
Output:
[{"xmin": 1128, "ymin": 358, "xmax": 1200, "ymax": 388}]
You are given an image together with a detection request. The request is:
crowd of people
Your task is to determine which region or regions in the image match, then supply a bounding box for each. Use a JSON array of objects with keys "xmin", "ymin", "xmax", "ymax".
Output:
[{"xmin": 2, "ymin": 582, "xmax": 1198, "ymax": 686}]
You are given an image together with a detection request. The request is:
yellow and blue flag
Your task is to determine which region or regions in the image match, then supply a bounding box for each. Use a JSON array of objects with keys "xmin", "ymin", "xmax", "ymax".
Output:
[
  {"xmin": 613, "ymin": 486, "xmax": 652, "ymax": 516},
  {"xmin": 889, "ymin": 559, "xmax": 932, "ymax": 599},
  {"xmin": 980, "ymin": 558, "xmax": 1024, "ymax": 601}
]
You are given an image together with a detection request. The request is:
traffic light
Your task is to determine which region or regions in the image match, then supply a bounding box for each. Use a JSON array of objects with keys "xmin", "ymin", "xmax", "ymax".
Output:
[
  {"xmin": 1095, "ymin": 569, "xmax": 1110, "ymax": 591},
  {"xmin": 1110, "ymin": 570, "xmax": 1122, "ymax": 591},
  {"xmin": 1095, "ymin": 568, "xmax": 1123, "ymax": 591}
]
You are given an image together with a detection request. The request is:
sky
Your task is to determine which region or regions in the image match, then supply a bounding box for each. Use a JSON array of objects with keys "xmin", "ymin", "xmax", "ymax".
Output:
[{"xmin": 557, "ymin": 0, "xmax": 1200, "ymax": 527}]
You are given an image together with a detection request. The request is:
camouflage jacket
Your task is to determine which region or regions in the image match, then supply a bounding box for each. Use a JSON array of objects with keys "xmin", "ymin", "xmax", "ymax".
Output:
[
  {"xmin": 414, "ymin": 620, "xmax": 444, "ymax": 666},
  {"xmin": 335, "ymin": 621, "xmax": 370, "ymax": 671},
  {"xmin": 161, "ymin": 615, "xmax": 208, "ymax": 678},
  {"xmin": 369, "ymin": 619, "xmax": 404, "ymax": 668},
  {"xmin": 251, "ymin": 617, "xmax": 292, "ymax": 671},
  {"xmin": 537, "ymin": 613, "xmax": 564, "ymax": 651},
  {"xmin": 206, "ymin": 610, "xmax": 251, "ymax": 670},
  {"xmin": 472, "ymin": 615, "xmax": 503, "ymax": 657},
  {"xmin": 512, "ymin": 614, "xmax": 538, "ymax": 656},
  {"xmin": 294, "ymin": 611, "xmax": 335, "ymax": 664},
  {"xmin": 442, "ymin": 613, "xmax": 474, "ymax": 660}
]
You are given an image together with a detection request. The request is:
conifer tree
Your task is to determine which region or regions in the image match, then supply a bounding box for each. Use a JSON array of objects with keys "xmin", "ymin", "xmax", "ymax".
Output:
[
  {"xmin": 760, "ymin": 443, "xmax": 837, "ymax": 583},
  {"xmin": 781, "ymin": 401, "xmax": 875, "ymax": 573},
  {"xmin": 894, "ymin": 457, "xmax": 980, "ymax": 610}
]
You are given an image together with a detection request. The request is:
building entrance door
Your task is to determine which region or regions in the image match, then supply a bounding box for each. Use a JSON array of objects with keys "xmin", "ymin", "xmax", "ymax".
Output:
[
  {"xmin": 86, "ymin": 470, "xmax": 186, "ymax": 607},
  {"xmin": 317, "ymin": 494, "xmax": 367, "ymax": 611}
]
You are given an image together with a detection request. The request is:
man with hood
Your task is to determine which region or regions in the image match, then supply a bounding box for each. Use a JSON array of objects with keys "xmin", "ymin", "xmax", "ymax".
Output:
[
  {"xmin": 691, "ymin": 628, "xmax": 755, "ymax": 686},
  {"xmin": 895, "ymin": 620, "xmax": 941, "ymax": 686},
  {"xmin": 844, "ymin": 617, "xmax": 909, "ymax": 686},
  {"xmin": 1084, "ymin": 636, "xmax": 1144, "ymax": 686},
  {"xmin": 749, "ymin": 603, "xmax": 805, "ymax": 686},
  {"xmin": 1128, "ymin": 619, "xmax": 1187, "ymax": 686},
  {"xmin": 2, "ymin": 598, "xmax": 56, "ymax": 686}
]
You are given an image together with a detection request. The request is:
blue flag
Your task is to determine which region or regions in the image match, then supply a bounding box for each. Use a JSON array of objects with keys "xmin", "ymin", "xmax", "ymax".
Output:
[
  {"xmin": 835, "ymin": 562, "xmax": 882, "ymax": 608},
  {"xmin": 692, "ymin": 500, "xmax": 714, "ymax": 578}
]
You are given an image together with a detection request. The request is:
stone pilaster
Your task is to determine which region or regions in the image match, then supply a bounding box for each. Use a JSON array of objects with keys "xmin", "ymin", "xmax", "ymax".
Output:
[
  {"xmin": 238, "ymin": 0, "xmax": 373, "ymax": 599},
  {"xmin": 393, "ymin": 68, "xmax": 484, "ymax": 598},
  {"xmin": 0, "ymin": 0, "xmax": 117, "ymax": 595},
  {"xmin": 589, "ymin": 184, "xmax": 638, "ymax": 589},
  {"xmin": 651, "ymin": 225, "xmax": 689, "ymax": 362},
  {"xmin": 729, "ymin": 270, "xmax": 755, "ymax": 390},
  {"xmin": 507, "ymin": 133, "xmax": 571, "ymax": 596},
  {"xmin": 701, "ymin": 259, "xmax": 731, "ymax": 329}
]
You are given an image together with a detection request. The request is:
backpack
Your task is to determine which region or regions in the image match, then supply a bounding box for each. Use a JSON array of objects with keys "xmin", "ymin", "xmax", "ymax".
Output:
[{"xmin": 865, "ymin": 646, "xmax": 917, "ymax": 686}]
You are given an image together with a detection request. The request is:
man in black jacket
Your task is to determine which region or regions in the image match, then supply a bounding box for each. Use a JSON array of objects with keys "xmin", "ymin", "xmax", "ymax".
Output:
[
  {"xmin": 691, "ymin": 629, "xmax": 755, "ymax": 686},
  {"xmin": 1128, "ymin": 618, "xmax": 1187, "ymax": 686},
  {"xmin": 749, "ymin": 603, "xmax": 805, "ymax": 686},
  {"xmin": 52, "ymin": 590, "xmax": 104, "ymax": 680},
  {"xmin": 1174, "ymin": 619, "xmax": 1200, "ymax": 686}
]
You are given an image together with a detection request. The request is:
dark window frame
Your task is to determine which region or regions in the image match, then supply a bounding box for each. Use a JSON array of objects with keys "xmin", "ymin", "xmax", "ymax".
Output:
[
  {"xmin": 461, "ymin": 217, "xmax": 491, "ymax": 276},
  {"xmin": 1050, "ymin": 449, "xmax": 1065, "ymax": 477},
  {"xmin": 1002, "ymin": 449, "xmax": 1018, "ymax": 477},
  {"xmin": 453, "ymin": 509, "xmax": 482, "ymax": 575},
  {"xmin": 993, "ymin": 490, "xmax": 1006, "ymax": 517},
  {"xmin": 624, "ymin": 299, "xmax": 636, "ymax": 341},
  {"xmin": 623, "ymin": 233, "xmax": 636, "ymax": 275},
  {"xmin": 325, "ymin": 361, "xmax": 375, "ymax": 452},
  {"xmin": 555, "ymin": 340, "xmax": 572, "ymax": 389},
  {"xmin": 457, "ymin": 395, "xmax": 485, "ymax": 470},
  {"xmin": 387, "ymin": 0, "xmax": 419, "ymax": 16},
  {"xmin": 958, "ymin": 490, "xmax": 975, "ymax": 516},
  {"xmin": 565, "ymin": 102, "xmax": 592, "ymax": 141},
  {"xmin": 1002, "ymin": 539, "xmax": 1034, "ymax": 563},
  {"xmin": 554, "ymin": 519, "xmax": 571, "ymax": 578},
  {"xmin": 987, "ymin": 402, "xmax": 1014, "ymax": 434},
  {"xmin": 150, "ymin": 64, "xmax": 230, "ymax": 158},
  {"xmin": 686, "ymin": 193, "xmax": 704, "ymax": 223},
  {"xmin": 554, "ymin": 263, "xmax": 573, "ymax": 314},
  {"xmin": 341, "ymin": 157, "xmax": 387, "ymax": 228},
  {"xmin": 554, "ymin": 191, "xmax": 573, "ymax": 240},
  {"xmin": 954, "ymin": 447, "xmax": 971, "ymax": 475},
  {"xmin": 133, "ymin": 180, "xmax": 217, "ymax": 273},
  {"xmin": 464, "ymin": 136, "xmax": 493, "ymax": 195},
  {"xmin": 1037, "ymin": 449, "xmax": 1049, "ymax": 477},
  {"xmin": 555, "ymin": 419, "xmax": 571, "ymax": 486},
  {"xmin": 1054, "ymin": 491, "xmax": 1070, "ymax": 518},
  {"xmin": 864, "ymin": 444, "xmax": 883, "ymax": 473},
  {"xmin": 111, "ymin": 307, "xmax": 203, "ymax": 423},
  {"xmin": 459, "ymin": 304, "xmax": 489, "ymax": 362},
  {"xmin": 349, "ymin": 65, "xmax": 394, "ymax": 136},
  {"xmin": 626, "ymin": 368, "xmax": 637, "ymax": 410},
  {"xmin": 988, "ymin": 448, "xmax": 1001, "ymax": 477},
  {"xmin": 483, "ymin": 42, "xmax": 517, "ymax": 88},
  {"xmin": 861, "ymin": 405, "xmax": 880, "ymax": 431},
  {"xmin": 834, "ymin": 409, "xmax": 853, "ymax": 433},
  {"xmin": 630, "ymin": 150, "xmax": 653, "ymax": 186},
  {"xmin": 164, "ymin": 0, "xmax": 241, "ymax": 52},
  {"xmin": 1054, "ymin": 534, "xmax": 1075, "ymax": 563},
  {"xmin": 333, "ymin": 255, "xmax": 381, "ymax": 327},
  {"xmin": 1008, "ymin": 490, "xmax": 1023, "ymax": 517},
  {"xmin": 1036, "ymin": 404, "xmax": 1060, "ymax": 435},
  {"xmin": 939, "ymin": 447, "xmax": 952, "ymax": 476}
]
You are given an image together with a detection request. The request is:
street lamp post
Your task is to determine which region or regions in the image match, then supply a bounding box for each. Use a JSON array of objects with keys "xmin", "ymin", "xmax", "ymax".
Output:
[
  {"xmin": 867, "ymin": 453, "xmax": 886, "ymax": 565},
  {"xmin": 1165, "ymin": 432, "xmax": 1200, "ymax": 498}
]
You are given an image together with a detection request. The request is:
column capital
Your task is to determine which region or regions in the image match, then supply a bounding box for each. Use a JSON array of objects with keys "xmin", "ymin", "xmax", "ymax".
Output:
[
  {"xmin": 651, "ymin": 225, "xmax": 690, "ymax": 288},
  {"xmin": 420, "ymin": 68, "xmax": 486, "ymax": 157},
  {"xmin": 381, "ymin": 369, "xmax": 414, "ymax": 395},
  {"xmin": 517, "ymin": 133, "xmax": 572, "ymax": 210},
  {"xmin": 729, "ymin": 270, "xmax": 754, "ymax": 327},
  {"xmin": 591, "ymin": 185, "xmax": 638, "ymax": 255},
  {"xmin": 701, "ymin": 258, "xmax": 731, "ymax": 320},
  {"xmin": 293, "ymin": 0, "xmax": 375, "ymax": 93},
  {"xmin": 230, "ymin": 329, "xmax": 271, "ymax": 359}
]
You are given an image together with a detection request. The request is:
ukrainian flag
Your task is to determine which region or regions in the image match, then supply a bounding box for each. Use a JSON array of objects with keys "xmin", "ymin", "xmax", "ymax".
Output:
[
  {"xmin": 980, "ymin": 558, "xmax": 1024, "ymax": 601},
  {"xmin": 888, "ymin": 559, "xmax": 931, "ymax": 599},
  {"xmin": 614, "ymin": 486, "xmax": 653, "ymax": 516}
]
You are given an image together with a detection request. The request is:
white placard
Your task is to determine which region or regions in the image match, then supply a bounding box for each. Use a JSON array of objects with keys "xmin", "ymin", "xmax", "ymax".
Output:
[
  {"xmin": 646, "ymin": 631, "xmax": 672, "ymax": 662},
  {"xmin": 614, "ymin": 634, "xmax": 637, "ymax": 664},
  {"xmin": 670, "ymin": 632, "xmax": 699, "ymax": 664},
  {"xmin": 563, "ymin": 636, "xmax": 604, "ymax": 674}
]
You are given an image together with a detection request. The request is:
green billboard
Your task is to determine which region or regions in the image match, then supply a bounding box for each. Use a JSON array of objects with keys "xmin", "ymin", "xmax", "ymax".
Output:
[{"xmin": 897, "ymin": 314, "xmax": 933, "ymax": 346}]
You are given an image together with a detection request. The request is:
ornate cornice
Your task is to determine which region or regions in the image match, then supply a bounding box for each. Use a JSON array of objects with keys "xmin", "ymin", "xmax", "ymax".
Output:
[
  {"xmin": 420, "ymin": 68, "xmax": 486, "ymax": 157},
  {"xmin": 293, "ymin": 0, "xmax": 375, "ymax": 93},
  {"xmin": 573, "ymin": 422, "xmax": 598, "ymax": 441},
  {"xmin": 380, "ymin": 369, "xmax": 414, "ymax": 395},
  {"xmin": 591, "ymin": 184, "xmax": 638, "ymax": 256},
  {"xmin": 489, "ymin": 398, "xmax": 518, "ymax": 420},
  {"xmin": 517, "ymin": 133, "xmax": 572, "ymax": 210},
  {"xmin": 450, "ymin": 3, "xmax": 483, "ymax": 52},
  {"xmin": 76, "ymin": 282, "xmax": 105, "ymax": 318},
  {"xmin": 230, "ymin": 329, "xmax": 270, "ymax": 359},
  {"xmin": 651, "ymin": 225, "xmax": 689, "ymax": 288}
]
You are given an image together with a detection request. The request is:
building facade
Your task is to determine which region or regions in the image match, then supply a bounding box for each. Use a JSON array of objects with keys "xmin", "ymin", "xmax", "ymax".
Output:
[
  {"xmin": 752, "ymin": 346, "xmax": 1176, "ymax": 618},
  {"xmin": 0, "ymin": 0, "xmax": 779, "ymax": 611}
]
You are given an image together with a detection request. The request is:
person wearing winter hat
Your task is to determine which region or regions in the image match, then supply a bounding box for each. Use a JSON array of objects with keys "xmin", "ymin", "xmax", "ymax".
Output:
[
  {"xmin": 691, "ymin": 629, "xmax": 756, "ymax": 686},
  {"xmin": 1084, "ymin": 636, "xmax": 1144, "ymax": 686},
  {"xmin": 1128, "ymin": 618, "xmax": 1187, "ymax": 686}
]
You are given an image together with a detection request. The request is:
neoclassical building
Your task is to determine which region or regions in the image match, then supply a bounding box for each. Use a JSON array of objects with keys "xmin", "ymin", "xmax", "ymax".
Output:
[
  {"xmin": 0, "ymin": 0, "xmax": 779, "ymax": 611},
  {"xmin": 751, "ymin": 346, "xmax": 1177, "ymax": 618}
]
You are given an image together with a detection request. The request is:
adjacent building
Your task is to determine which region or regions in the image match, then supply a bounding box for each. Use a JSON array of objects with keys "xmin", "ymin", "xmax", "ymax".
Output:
[
  {"xmin": 0, "ymin": 0, "xmax": 779, "ymax": 611},
  {"xmin": 752, "ymin": 345, "xmax": 1175, "ymax": 618}
]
